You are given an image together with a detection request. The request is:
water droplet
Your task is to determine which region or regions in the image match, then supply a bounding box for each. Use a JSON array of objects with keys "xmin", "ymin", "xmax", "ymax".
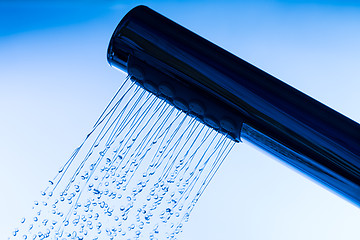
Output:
[{"xmin": 12, "ymin": 228, "xmax": 19, "ymax": 236}]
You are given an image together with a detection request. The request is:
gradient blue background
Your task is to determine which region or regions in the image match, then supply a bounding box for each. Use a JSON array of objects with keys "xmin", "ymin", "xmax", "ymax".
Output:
[{"xmin": 1, "ymin": 1, "xmax": 360, "ymax": 239}]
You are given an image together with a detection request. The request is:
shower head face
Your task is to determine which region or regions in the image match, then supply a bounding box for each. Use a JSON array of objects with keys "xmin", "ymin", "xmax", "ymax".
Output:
[{"xmin": 125, "ymin": 55, "xmax": 243, "ymax": 142}]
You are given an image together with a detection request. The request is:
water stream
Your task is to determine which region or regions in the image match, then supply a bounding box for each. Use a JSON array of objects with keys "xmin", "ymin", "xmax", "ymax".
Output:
[{"xmin": 11, "ymin": 76, "xmax": 235, "ymax": 240}]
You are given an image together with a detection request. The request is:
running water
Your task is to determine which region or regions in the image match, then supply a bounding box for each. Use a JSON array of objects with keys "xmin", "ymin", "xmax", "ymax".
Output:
[{"xmin": 10, "ymin": 76, "xmax": 235, "ymax": 240}]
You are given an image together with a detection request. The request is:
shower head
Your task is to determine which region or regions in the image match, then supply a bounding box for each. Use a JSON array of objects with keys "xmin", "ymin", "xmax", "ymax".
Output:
[{"xmin": 107, "ymin": 6, "xmax": 360, "ymax": 207}]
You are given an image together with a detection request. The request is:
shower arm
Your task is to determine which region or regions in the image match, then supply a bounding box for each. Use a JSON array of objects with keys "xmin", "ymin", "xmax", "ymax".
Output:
[{"xmin": 107, "ymin": 6, "xmax": 360, "ymax": 207}]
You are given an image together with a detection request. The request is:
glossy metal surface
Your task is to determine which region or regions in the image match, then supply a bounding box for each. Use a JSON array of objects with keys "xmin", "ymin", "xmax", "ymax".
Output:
[{"xmin": 107, "ymin": 5, "xmax": 360, "ymax": 206}]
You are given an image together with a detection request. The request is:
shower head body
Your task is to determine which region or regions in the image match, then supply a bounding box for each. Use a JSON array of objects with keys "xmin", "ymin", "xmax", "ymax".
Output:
[{"xmin": 107, "ymin": 6, "xmax": 360, "ymax": 207}]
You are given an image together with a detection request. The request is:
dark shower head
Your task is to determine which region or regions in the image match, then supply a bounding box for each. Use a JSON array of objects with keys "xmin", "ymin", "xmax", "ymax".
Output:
[{"xmin": 107, "ymin": 5, "xmax": 360, "ymax": 207}]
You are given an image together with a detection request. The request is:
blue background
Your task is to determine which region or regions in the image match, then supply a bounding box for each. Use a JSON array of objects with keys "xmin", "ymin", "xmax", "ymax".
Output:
[{"xmin": 1, "ymin": 1, "xmax": 360, "ymax": 239}]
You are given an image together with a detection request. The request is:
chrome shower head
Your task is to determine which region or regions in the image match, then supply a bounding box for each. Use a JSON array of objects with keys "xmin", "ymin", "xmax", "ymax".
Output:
[{"xmin": 107, "ymin": 5, "xmax": 360, "ymax": 207}]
